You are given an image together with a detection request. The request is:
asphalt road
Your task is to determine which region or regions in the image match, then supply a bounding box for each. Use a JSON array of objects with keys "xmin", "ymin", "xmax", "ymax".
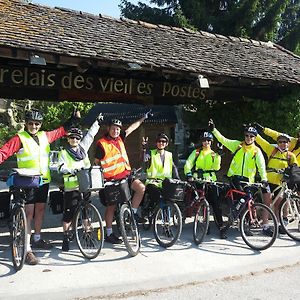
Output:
[{"xmin": 0, "ymin": 188, "xmax": 300, "ymax": 300}]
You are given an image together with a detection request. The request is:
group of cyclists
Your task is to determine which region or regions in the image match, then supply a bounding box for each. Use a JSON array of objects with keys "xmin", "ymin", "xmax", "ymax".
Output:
[{"xmin": 0, "ymin": 108, "xmax": 299, "ymax": 266}]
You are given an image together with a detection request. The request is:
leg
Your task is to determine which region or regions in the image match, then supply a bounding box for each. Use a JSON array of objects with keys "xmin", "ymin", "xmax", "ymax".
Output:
[
  {"xmin": 104, "ymin": 204, "xmax": 122, "ymax": 244},
  {"xmin": 131, "ymin": 179, "xmax": 146, "ymax": 209}
]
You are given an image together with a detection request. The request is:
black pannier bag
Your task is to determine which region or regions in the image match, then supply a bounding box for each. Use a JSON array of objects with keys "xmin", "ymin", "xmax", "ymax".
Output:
[
  {"xmin": 162, "ymin": 178, "xmax": 185, "ymax": 202},
  {"xmin": 103, "ymin": 179, "xmax": 131, "ymax": 206},
  {"xmin": 49, "ymin": 190, "xmax": 64, "ymax": 214},
  {"xmin": 285, "ymin": 165, "xmax": 300, "ymax": 188},
  {"xmin": 0, "ymin": 191, "xmax": 10, "ymax": 220}
]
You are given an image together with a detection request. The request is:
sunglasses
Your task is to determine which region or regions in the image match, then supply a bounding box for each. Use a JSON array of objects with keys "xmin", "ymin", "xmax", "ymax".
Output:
[
  {"xmin": 157, "ymin": 140, "xmax": 167, "ymax": 143},
  {"xmin": 202, "ymin": 139, "xmax": 212, "ymax": 142},
  {"xmin": 68, "ymin": 136, "xmax": 81, "ymax": 140},
  {"xmin": 278, "ymin": 140, "xmax": 288, "ymax": 144},
  {"xmin": 27, "ymin": 122, "xmax": 41, "ymax": 126},
  {"xmin": 245, "ymin": 134, "xmax": 255, "ymax": 138}
]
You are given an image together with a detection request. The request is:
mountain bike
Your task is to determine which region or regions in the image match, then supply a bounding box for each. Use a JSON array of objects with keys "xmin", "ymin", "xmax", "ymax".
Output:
[
  {"xmin": 103, "ymin": 172, "xmax": 141, "ymax": 257},
  {"xmin": 0, "ymin": 169, "xmax": 42, "ymax": 271},
  {"xmin": 141, "ymin": 178, "xmax": 183, "ymax": 248},
  {"xmin": 215, "ymin": 179, "xmax": 278, "ymax": 251},
  {"xmin": 181, "ymin": 179, "xmax": 210, "ymax": 245}
]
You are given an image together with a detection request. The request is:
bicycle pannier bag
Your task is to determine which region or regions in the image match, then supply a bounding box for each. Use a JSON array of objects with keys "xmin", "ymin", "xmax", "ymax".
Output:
[
  {"xmin": 49, "ymin": 191, "xmax": 64, "ymax": 214},
  {"xmin": 77, "ymin": 169, "xmax": 90, "ymax": 192},
  {"xmin": 0, "ymin": 191, "xmax": 10, "ymax": 219},
  {"xmin": 286, "ymin": 165, "xmax": 300, "ymax": 188},
  {"xmin": 89, "ymin": 166, "xmax": 104, "ymax": 191},
  {"xmin": 162, "ymin": 178, "xmax": 185, "ymax": 202},
  {"xmin": 103, "ymin": 179, "xmax": 130, "ymax": 205},
  {"xmin": 77, "ymin": 167, "xmax": 104, "ymax": 192}
]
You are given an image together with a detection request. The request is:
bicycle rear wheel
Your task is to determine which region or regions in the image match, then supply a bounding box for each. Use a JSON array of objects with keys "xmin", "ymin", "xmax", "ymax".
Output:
[
  {"xmin": 240, "ymin": 203, "xmax": 278, "ymax": 251},
  {"xmin": 11, "ymin": 206, "xmax": 27, "ymax": 271},
  {"xmin": 74, "ymin": 202, "xmax": 104, "ymax": 259},
  {"xmin": 119, "ymin": 203, "xmax": 141, "ymax": 257},
  {"xmin": 193, "ymin": 199, "xmax": 210, "ymax": 245},
  {"xmin": 153, "ymin": 201, "xmax": 182, "ymax": 248},
  {"xmin": 279, "ymin": 195, "xmax": 300, "ymax": 241}
]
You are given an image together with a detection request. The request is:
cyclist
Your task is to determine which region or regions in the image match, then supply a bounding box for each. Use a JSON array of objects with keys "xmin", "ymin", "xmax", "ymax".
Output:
[
  {"xmin": 142, "ymin": 133, "xmax": 180, "ymax": 209},
  {"xmin": 184, "ymin": 131, "xmax": 226, "ymax": 239},
  {"xmin": 57, "ymin": 114, "xmax": 103, "ymax": 251},
  {"xmin": 208, "ymin": 119, "xmax": 270, "ymax": 235},
  {"xmin": 94, "ymin": 112, "xmax": 151, "ymax": 244},
  {"xmin": 0, "ymin": 109, "xmax": 79, "ymax": 264},
  {"xmin": 255, "ymin": 130, "xmax": 299, "ymax": 234},
  {"xmin": 254, "ymin": 123, "xmax": 300, "ymax": 164}
]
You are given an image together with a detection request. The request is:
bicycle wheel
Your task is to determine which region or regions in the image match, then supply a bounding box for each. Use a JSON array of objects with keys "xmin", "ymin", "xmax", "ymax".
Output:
[
  {"xmin": 153, "ymin": 201, "xmax": 182, "ymax": 248},
  {"xmin": 11, "ymin": 206, "xmax": 27, "ymax": 271},
  {"xmin": 279, "ymin": 195, "xmax": 300, "ymax": 241},
  {"xmin": 119, "ymin": 203, "xmax": 141, "ymax": 257},
  {"xmin": 193, "ymin": 199, "xmax": 210, "ymax": 245},
  {"xmin": 74, "ymin": 203, "xmax": 104, "ymax": 259},
  {"xmin": 240, "ymin": 203, "xmax": 278, "ymax": 251}
]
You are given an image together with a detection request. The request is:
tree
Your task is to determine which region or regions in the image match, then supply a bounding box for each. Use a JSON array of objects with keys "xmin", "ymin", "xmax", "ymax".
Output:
[{"xmin": 120, "ymin": 0, "xmax": 300, "ymax": 53}]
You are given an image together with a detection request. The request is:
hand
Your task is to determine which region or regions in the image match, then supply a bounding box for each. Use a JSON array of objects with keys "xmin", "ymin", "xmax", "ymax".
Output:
[
  {"xmin": 261, "ymin": 180, "xmax": 269, "ymax": 189},
  {"xmin": 142, "ymin": 136, "xmax": 148, "ymax": 149},
  {"xmin": 216, "ymin": 142, "xmax": 223, "ymax": 155},
  {"xmin": 74, "ymin": 110, "xmax": 81, "ymax": 119},
  {"xmin": 253, "ymin": 122, "xmax": 264, "ymax": 132},
  {"xmin": 97, "ymin": 113, "xmax": 104, "ymax": 125},
  {"xmin": 186, "ymin": 173, "xmax": 193, "ymax": 182},
  {"xmin": 144, "ymin": 109, "xmax": 153, "ymax": 119},
  {"xmin": 208, "ymin": 119, "xmax": 215, "ymax": 131}
]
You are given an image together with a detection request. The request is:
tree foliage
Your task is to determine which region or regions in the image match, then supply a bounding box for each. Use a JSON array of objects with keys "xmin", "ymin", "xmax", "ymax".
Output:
[{"xmin": 120, "ymin": 0, "xmax": 300, "ymax": 53}]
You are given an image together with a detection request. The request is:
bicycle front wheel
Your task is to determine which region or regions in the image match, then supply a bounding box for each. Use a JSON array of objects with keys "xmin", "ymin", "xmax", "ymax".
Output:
[
  {"xmin": 119, "ymin": 203, "xmax": 141, "ymax": 257},
  {"xmin": 153, "ymin": 201, "xmax": 182, "ymax": 248},
  {"xmin": 11, "ymin": 206, "xmax": 27, "ymax": 271},
  {"xmin": 74, "ymin": 203, "xmax": 104, "ymax": 259},
  {"xmin": 240, "ymin": 203, "xmax": 278, "ymax": 251},
  {"xmin": 193, "ymin": 199, "xmax": 210, "ymax": 245},
  {"xmin": 279, "ymin": 195, "xmax": 300, "ymax": 241}
]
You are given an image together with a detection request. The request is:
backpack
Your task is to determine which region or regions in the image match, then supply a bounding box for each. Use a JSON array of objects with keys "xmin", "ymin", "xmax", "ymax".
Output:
[{"xmin": 269, "ymin": 148, "xmax": 293, "ymax": 166}]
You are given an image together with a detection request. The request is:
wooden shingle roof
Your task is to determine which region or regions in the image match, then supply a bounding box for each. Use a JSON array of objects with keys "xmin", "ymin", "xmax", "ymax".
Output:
[{"xmin": 0, "ymin": 0, "xmax": 299, "ymax": 99}]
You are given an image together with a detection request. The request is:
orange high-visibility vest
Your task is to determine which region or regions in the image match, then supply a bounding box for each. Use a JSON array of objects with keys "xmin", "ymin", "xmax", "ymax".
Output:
[{"xmin": 98, "ymin": 136, "xmax": 131, "ymax": 179}]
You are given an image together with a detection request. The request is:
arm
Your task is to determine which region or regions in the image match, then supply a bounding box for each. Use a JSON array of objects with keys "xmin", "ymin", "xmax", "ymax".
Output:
[
  {"xmin": 212, "ymin": 128, "xmax": 241, "ymax": 153},
  {"xmin": 184, "ymin": 150, "xmax": 197, "ymax": 175},
  {"xmin": 212, "ymin": 153, "xmax": 221, "ymax": 171},
  {"xmin": 0, "ymin": 135, "xmax": 22, "ymax": 164},
  {"xmin": 80, "ymin": 118, "xmax": 101, "ymax": 152},
  {"xmin": 264, "ymin": 127, "xmax": 297, "ymax": 151},
  {"xmin": 57, "ymin": 151, "xmax": 73, "ymax": 174},
  {"xmin": 46, "ymin": 127, "xmax": 66, "ymax": 144},
  {"xmin": 255, "ymin": 149, "xmax": 268, "ymax": 181},
  {"xmin": 125, "ymin": 116, "xmax": 146, "ymax": 137},
  {"xmin": 255, "ymin": 134, "xmax": 274, "ymax": 157},
  {"xmin": 172, "ymin": 161, "xmax": 180, "ymax": 179}
]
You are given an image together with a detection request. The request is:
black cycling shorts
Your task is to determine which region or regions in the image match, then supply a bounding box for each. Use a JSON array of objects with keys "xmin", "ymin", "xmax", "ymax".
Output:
[{"xmin": 24, "ymin": 183, "xmax": 50, "ymax": 205}]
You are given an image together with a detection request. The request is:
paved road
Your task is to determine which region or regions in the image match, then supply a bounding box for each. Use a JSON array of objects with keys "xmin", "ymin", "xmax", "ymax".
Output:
[{"xmin": 0, "ymin": 188, "xmax": 300, "ymax": 300}]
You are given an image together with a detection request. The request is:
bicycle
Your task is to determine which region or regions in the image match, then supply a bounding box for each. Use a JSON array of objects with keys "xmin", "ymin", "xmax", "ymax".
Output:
[
  {"xmin": 215, "ymin": 179, "xmax": 278, "ymax": 251},
  {"xmin": 181, "ymin": 179, "xmax": 210, "ymax": 245},
  {"xmin": 0, "ymin": 169, "xmax": 42, "ymax": 271},
  {"xmin": 141, "ymin": 178, "xmax": 183, "ymax": 248},
  {"xmin": 102, "ymin": 171, "xmax": 141, "ymax": 257},
  {"xmin": 267, "ymin": 168, "xmax": 300, "ymax": 241}
]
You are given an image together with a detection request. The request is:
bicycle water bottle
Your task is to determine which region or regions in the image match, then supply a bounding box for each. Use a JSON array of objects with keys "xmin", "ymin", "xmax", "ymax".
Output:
[{"xmin": 235, "ymin": 198, "xmax": 245, "ymax": 211}]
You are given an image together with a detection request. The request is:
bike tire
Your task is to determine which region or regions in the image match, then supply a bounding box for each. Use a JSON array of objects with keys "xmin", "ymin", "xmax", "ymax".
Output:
[
  {"xmin": 193, "ymin": 198, "xmax": 210, "ymax": 245},
  {"xmin": 119, "ymin": 203, "xmax": 141, "ymax": 257},
  {"xmin": 153, "ymin": 201, "xmax": 182, "ymax": 248},
  {"xmin": 11, "ymin": 206, "xmax": 27, "ymax": 271},
  {"xmin": 74, "ymin": 202, "xmax": 104, "ymax": 259},
  {"xmin": 240, "ymin": 203, "xmax": 278, "ymax": 251},
  {"xmin": 279, "ymin": 195, "xmax": 300, "ymax": 242}
]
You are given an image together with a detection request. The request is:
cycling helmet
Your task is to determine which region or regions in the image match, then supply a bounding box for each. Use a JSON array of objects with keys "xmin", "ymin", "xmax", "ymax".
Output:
[
  {"xmin": 25, "ymin": 109, "xmax": 43, "ymax": 122},
  {"xmin": 67, "ymin": 128, "xmax": 83, "ymax": 139},
  {"xmin": 156, "ymin": 133, "xmax": 169, "ymax": 143},
  {"xmin": 244, "ymin": 126, "xmax": 258, "ymax": 136},
  {"xmin": 277, "ymin": 133, "xmax": 291, "ymax": 142},
  {"xmin": 109, "ymin": 118, "xmax": 122, "ymax": 128},
  {"xmin": 200, "ymin": 131, "xmax": 213, "ymax": 141}
]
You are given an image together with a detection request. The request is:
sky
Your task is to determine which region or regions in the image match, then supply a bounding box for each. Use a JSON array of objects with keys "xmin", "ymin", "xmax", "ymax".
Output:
[{"xmin": 32, "ymin": 0, "xmax": 147, "ymax": 18}]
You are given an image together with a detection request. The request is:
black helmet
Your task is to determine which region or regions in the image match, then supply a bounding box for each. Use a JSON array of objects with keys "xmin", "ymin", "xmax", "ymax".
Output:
[
  {"xmin": 244, "ymin": 126, "xmax": 258, "ymax": 136},
  {"xmin": 67, "ymin": 128, "xmax": 83, "ymax": 139},
  {"xmin": 277, "ymin": 133, "xmax": 291, "ymax": 142},
  {"xmin": 156, "ymin": 133, "xmax": 169, "ymax": 143},
  {"xmin": 200, "ymin": 131, "xmax": 213, "ymax": 141},
  {"xmin": 25, "ymin": 109, "xmax": 43, "ymax": 122},
  {"xmin": 109, "ymin": 118, "xmax": 122, "ymax": 128}
]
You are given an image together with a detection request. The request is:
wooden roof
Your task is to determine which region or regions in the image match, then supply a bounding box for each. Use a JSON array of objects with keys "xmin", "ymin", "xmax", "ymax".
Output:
[{"xmin": 0, "ymin": 0, "xmax": 300, "ymax": 102}]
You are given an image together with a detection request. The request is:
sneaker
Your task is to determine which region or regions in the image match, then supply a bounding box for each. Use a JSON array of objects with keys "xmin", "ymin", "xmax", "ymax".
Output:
[
  {"xmin": 278, "ymin": 225, "xmax": 286, "ymax": 235},
  {"xmin": 105, "ymin": 233, "xmax": 123, "ymax": 244},
  {"xmin": 134, "ymin": 213, "xmax": 147, "ymax": 224},
  {"xmin": 219, "ymin": 228, "xmax": 227, "ymax": 239},
  {"xmin": 25, "ymin": 251, "xmax": 39, "ymax": 265},
  {"xmin": 262, "ymin": 227, "xmax": 274, "ymax": 237},
  {"xmin": 32, "ymin": 238, "xmax": 53, "ymax": 250},
  {"xmin": 62, "ymin": 236, "xmax": 69, "ymax": 252}
]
